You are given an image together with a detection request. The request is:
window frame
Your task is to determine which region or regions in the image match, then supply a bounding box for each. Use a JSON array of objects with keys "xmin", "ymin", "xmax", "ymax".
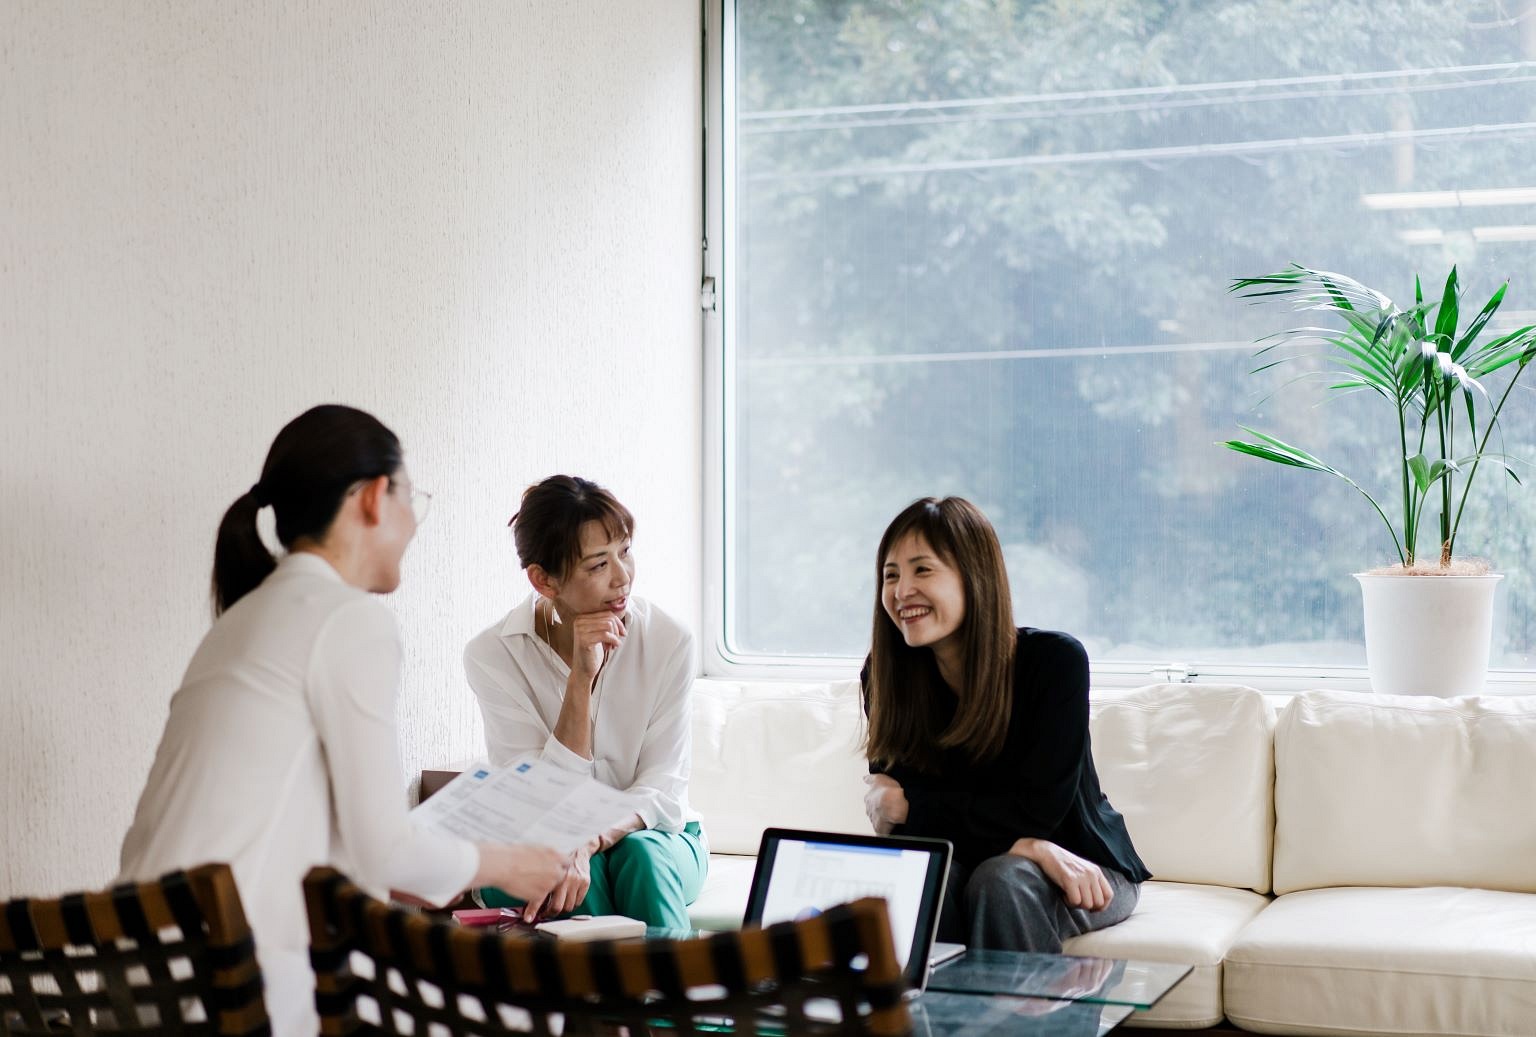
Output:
[{"xmin": 700, "ymin": 0, "xmax": 1536, "ymax": 694}]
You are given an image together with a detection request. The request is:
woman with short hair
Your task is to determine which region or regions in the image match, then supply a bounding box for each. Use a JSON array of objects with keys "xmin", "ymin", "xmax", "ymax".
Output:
[
  {"xmin": 120, "ymin": 405, "xmax": 566, "ymax": 1037},
  {"xmin": 465, "ymin": 474, "xmax": 705, "ymax": 929},
  {"xmin": 862, "ymin": 496, "xmax": 1149, "ymax": 952}
]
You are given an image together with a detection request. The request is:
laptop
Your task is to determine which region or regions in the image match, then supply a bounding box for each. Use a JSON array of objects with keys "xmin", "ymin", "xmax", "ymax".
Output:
[{"xmin": 742, "ymin": 827, "xmax": 965, "ymax": 997}]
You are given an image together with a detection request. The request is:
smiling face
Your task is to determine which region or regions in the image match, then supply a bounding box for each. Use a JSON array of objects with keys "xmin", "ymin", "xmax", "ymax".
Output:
[
  {"xmin": 544, "ymin": 519, "xmax": 635, "ymax": 618},
  {"xmin": 881, "ymin": 532, "xmax": 967, "ymax": 656}
]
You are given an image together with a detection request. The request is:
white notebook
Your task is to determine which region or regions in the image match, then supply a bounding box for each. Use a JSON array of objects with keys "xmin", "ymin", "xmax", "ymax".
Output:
[{"xmin": 534, "ymin": 914, "xmax": 647, "ymax": 942}]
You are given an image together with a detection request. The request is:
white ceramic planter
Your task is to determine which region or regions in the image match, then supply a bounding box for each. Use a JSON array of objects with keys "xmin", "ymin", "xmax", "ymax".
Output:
[{"xmin": 1354, "ymin": 572, "xmax": 1503, "ymax": 696}]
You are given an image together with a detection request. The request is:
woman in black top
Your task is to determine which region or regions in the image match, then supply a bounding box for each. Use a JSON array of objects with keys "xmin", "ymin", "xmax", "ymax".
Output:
[{"xmin": 862, "ymin": 496, "xmax": 1149, "ymax": 952}]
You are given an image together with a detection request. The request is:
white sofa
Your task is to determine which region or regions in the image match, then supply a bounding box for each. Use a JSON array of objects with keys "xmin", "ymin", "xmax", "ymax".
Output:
[{"xmin": 686, "ymin": 679, "xmax": 1536, "ymax": 1035}]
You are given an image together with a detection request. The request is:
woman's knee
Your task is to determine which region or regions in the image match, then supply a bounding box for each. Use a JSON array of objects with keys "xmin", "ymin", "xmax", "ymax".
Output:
[
  {"xmin": 961, "ymin": 855, "xmax": 1065, "ymax": 953},
  {"xmin": 966, "ymin": 854, "xmax": 1052, "ymax": 904},
  {"xmin": 608, "ymin": 831, "xmax": 682, "ymax": 878}
]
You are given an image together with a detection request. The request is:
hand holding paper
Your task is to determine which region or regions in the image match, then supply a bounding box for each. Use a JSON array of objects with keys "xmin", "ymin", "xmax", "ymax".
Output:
[{"xmin": 413, "ymin": 760, "xmax": 643, "ymax": 856}]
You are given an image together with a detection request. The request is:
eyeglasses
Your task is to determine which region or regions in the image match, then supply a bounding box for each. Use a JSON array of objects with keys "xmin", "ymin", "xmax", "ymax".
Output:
[
  {"xmin": 351, "ymin": 476, "xmax": 432, "ymax": 524},
  {"xmin": 394, "ymin": 481, "xmax": 432, "ymax": 524}
]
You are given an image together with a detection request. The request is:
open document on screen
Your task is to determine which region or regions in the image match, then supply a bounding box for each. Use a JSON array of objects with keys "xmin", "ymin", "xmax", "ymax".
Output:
[{"xmin": 757, "ymin": 839, "xmax": 933, "ymax": 967}]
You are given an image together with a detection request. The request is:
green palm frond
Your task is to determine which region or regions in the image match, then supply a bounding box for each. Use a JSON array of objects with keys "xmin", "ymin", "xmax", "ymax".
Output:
[{"xmin": 1225, "ymin": 264, "xmax": 1536, "ymax": 568}]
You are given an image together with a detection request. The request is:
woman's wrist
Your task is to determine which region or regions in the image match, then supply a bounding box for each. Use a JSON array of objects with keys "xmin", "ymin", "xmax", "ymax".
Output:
[{"xmin": 1010, "ymin": 837, "xmax": 1046, "ymax": 861}]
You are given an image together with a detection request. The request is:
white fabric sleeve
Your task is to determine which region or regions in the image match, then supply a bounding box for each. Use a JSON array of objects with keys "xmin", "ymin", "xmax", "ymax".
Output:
[
  {"xmin": 625, "ymin": 631, "xmax": 697, "ymax": 831},
  {"xmin": 308, "ymin": 599, "xmax": 478, "ymax": 906},
  {"xmin": 463, "ymin": 639, "xmax": 595, "ymax": 776}
]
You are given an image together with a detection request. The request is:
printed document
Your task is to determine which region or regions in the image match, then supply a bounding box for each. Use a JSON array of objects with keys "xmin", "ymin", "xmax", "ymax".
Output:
[{"xmin": 412, "ymin": 761, "xmax": 640, "ymax": 855}]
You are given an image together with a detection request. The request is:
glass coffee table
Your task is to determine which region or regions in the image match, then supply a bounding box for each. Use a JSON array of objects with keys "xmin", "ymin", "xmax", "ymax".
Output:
[
  {"xmin": 913, "ymin": 950, "xmax": 1191, "ymax": 1035},
  {"xmin": 636, "ymin": 927, "xmax": 1189, "ymax": 1034}
]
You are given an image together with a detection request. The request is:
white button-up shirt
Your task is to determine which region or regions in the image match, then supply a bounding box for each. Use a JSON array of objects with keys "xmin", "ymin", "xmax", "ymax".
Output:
[
  {"xmin": 464, "ymin": 594, "xmax": 698, "ymax": 832},
  {"xmin": 119, "ymin": 552, "xmax": 478, "ymax": 1037}
]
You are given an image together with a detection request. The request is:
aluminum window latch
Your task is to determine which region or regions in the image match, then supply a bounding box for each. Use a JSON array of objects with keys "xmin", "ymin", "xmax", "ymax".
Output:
[
  {"xmin": 1149, "ymin": 665, "xmax": 1194, "ymax": 683},
  {"xmin": 700, "ymin": 276, "xmax": 718, "ymax": 312}
]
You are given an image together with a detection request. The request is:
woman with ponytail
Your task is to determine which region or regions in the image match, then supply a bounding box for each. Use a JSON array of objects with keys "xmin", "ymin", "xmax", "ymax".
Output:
[
  {"xmin": 861, "ymin": 497, "xmax": 1149, "ymax": 954},
  {"xmin": 119, "ymin": 405, "xmax": 567, "ymax": 1037}
]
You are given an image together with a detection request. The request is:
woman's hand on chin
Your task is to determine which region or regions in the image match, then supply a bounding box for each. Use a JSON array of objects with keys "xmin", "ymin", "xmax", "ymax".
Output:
[
  {"xmin": 1009, "ymin": 837, "xmax": 1113, "ymax": 911},
  {"xmin": 862, "ymin": 774, "xmax": 908, "ymax": 835},
  {"xmin": 569, "ymin": 612, "xmax": 626, "ymax": 680}
]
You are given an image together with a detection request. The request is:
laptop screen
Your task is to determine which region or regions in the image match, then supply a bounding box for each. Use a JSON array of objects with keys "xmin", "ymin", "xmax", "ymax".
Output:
[{"xmin": 743, "ymin": 828, "xmax": 952, "ymax": 989}]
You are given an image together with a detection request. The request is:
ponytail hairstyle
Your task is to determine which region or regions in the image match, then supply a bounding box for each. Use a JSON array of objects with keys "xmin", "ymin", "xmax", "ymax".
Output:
[
  {"xmin": 211, "ymin": 404, "xmax": 403, "ymax": 615},
  {"xmin": 865, "ymin": 497, "xmax": 1017, "ymax": 771},
  {"xmin": 509, "ymin": 475, "xmax": 634, "ymax": 580}
]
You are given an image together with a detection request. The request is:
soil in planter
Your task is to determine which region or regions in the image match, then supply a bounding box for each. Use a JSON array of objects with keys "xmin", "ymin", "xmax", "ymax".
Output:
[{"xmin": 1362, "ymin": 559, "xmax": 1492, "ymax": 576}]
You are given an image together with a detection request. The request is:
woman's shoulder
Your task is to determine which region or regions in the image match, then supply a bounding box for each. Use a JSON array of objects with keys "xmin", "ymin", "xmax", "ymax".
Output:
[
  {"xmin": 628, "ymin": 596, "xmax": 694, "ymax": 650},
  {"xmin": 1014, "ymin": 627, "xmax": 1089, "ymax": 669},
  {"xmin": 463, "ymin": 618, "xmax": 504, "ymax": 665},
  {"xmin": 464, "ymin": 596, "xmax": 535, "ymax": 665},
  {"xmin": 242, "ymin": 555, "xmax": 394, "ymax": 633},
  {"xmin": 1016, "ymin": 626, "xmax": 1085, "ymax": 649}
]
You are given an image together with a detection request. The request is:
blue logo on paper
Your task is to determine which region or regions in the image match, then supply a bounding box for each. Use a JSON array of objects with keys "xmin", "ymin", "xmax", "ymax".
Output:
[
  {"xmin": 474, "ymin": 769, "xmax": 490, "ymax": 779},
  {"xmin": 516, "ymin": 763, "xmax": 531, "ymax": 773}
]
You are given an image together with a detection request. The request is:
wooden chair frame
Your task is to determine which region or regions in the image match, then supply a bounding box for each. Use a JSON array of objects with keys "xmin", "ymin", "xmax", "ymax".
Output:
[
  {"xmin": 0, "ymin": 862, "xmax": 269, "ymax": 1035},
  {"xmin": 304, "ymin": 866, "xmax": 911, "ymax": 1036}
]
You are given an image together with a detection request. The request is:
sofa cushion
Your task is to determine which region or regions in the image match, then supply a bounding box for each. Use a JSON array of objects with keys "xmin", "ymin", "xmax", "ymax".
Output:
[
  {"xmin": 690, "ymin": 679, "xmax": 872, "ymax": 855},
  {"xmin": 1090, "ymin": 683, "xmax": 1275, "ymax": 893},
  {"xmin": 1062, "ymin": 880, "xmax": 1271, "ymax": 1029},
  {"xmin": 1224, "ymin": 886, "xmax": 1536, "ymax": 1036},
  {"xmin": 1272, "ymin": 691, "xmax": 1536, "ymax": 896}
]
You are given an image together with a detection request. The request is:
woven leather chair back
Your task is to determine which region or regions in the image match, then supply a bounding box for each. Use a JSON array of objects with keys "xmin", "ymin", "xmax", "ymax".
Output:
[
  {"xmin": 0, "ymin": 862, "xmax": 268, "ymax": 1035},
  {"xmin": 304, "ymin": 866, "xmax": 911, "ymax": 1036}
]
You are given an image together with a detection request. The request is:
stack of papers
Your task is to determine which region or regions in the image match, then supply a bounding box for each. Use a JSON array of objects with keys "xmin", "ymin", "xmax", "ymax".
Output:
[{"xmin": 412, "ymin": 760, "xmax": 641, "ymax": 855}]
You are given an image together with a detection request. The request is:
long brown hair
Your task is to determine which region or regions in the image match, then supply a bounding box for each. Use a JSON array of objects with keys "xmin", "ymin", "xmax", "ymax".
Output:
[{"xmin": 865, "ymin": 497, "xmax": 1017, "ymax": 770}]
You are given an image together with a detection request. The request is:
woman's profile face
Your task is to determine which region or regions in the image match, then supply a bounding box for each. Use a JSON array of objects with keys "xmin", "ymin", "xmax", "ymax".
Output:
[
  {"xmin": 881, "ymin": 532, "xmax": 966, "ymax": 654},
  {"xmin": 371, "ymin": 469, "xmax": 421, "ymax": 593},
  {"xmin": 549, "ymin": 519, "xmax": 635, "ymax": 618}
]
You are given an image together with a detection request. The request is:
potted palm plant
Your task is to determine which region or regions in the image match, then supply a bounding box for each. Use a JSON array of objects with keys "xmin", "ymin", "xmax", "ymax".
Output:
[{"xmin": 1225, "ymin": 264, "xmax": 1536, "ymax": 695}]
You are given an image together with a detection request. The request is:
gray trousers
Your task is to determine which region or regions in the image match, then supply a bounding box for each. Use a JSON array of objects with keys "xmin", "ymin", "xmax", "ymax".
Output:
[{"xmin": 938, "ymin": 854, "xmax": 1140, "ymax": 953}]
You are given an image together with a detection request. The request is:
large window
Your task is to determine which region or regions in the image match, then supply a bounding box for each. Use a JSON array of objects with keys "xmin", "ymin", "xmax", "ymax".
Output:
[{"xmin": 715, "ymin": 1, "xmax": 1536, "ymax": 678}]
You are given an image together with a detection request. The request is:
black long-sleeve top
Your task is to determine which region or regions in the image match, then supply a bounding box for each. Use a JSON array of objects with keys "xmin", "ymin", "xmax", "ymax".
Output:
[{"xmin": 864, "ymin": 628, "xmax": 1151, "ymax": 880}]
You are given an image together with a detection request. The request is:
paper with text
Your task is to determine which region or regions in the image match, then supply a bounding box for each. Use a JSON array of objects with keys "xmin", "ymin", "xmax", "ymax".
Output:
[{"xmin": 412, "ymin": 761, "xmax": 641, "ymax": 855}]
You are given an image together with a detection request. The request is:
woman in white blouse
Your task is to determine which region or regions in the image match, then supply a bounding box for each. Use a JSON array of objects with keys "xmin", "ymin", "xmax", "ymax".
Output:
[
  {"xmin": 119, "ymin": 405, "xmax": 566, "ymax": 1037},
  {"xmin": 465, "ymin": 475, "xmax": 705, "ymax": 929}
]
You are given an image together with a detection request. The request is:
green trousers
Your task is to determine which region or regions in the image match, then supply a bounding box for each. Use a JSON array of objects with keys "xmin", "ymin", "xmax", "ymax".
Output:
[{"xmin": 483, "ymin": 822, "xmax": 707, "ymax": 930}]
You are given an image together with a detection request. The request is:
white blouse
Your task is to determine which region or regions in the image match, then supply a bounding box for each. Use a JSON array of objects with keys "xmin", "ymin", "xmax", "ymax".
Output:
[
  {"xmin": 464, "ymin": 594, "xmax": 698, "ymax": 832},
  {"xmin": 119, "ymin": 552, "xmax": 478, "ymax": 1037}
]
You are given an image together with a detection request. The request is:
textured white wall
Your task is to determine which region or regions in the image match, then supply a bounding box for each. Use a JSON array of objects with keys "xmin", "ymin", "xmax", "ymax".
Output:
[{"xmin": 0, "ymin": 2, "xmax": 703, "ymax": 898}]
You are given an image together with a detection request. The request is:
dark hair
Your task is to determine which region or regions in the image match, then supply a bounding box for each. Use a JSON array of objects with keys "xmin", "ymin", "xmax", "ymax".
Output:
[
  {"xmin": 211, "ymin": 405, "xmax": 403, "ymax": 615},
  {"xmin": 865, "ymin": 497, "xmax": 1017, "ymax": 770},
  {"xmin": 510, "ymin": 475, "xmax": 634, "ymax": 580}
]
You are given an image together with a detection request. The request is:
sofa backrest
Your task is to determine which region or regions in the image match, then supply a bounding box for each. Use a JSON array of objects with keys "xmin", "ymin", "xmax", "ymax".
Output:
[
  {"xmin": 1089, "ymin": 683, "xmax": 1275, "ymax": 893},
  {"xmin": 1272, "ymin": 690, "xmax": 1536, "ymax": 895},
  {"xmin": 690, "ymin": 677, "xmax": 1280, "ymax": 885},
  {"xmin": 690, "ymin": 679, "xmax": 873, "ymax": 854}
]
